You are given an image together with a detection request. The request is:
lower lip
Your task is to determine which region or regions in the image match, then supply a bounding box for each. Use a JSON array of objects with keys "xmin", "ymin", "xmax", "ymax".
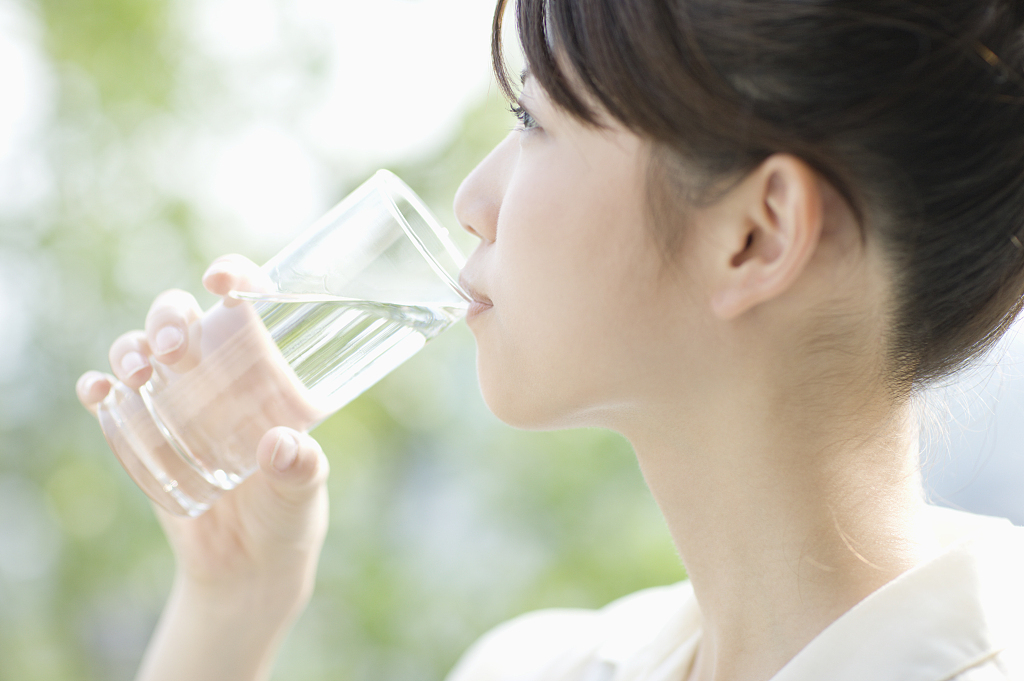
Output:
[{"xmin": 466, "ymin": 301, "xmax": 493, "ymax": 321}]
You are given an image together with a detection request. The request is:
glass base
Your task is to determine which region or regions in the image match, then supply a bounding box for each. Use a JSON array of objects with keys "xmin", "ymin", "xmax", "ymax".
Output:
[{"xmin": 99, "ymin": 382, "xmax": 224, "ymax": 517}]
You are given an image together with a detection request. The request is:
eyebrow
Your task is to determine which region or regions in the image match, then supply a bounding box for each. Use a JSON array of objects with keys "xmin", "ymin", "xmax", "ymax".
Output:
[{"xmin": 520, "ymin": 67, "xmax": 531, "ymax": 85}]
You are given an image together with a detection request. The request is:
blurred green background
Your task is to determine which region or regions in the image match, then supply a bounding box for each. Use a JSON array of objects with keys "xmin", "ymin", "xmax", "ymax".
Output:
[{"xmin": 0, "ymin": 0, "xmax": 685, "ymax": 679}]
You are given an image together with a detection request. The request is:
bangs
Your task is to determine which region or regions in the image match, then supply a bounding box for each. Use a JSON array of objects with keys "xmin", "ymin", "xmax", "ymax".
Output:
[
  {"xmin": 491, "ymin": 0, "xmax": 597, "ymax": 123},
  {"xmin": 489, "ymin": 0, "xmax": 765, "ymax": 166},
  {"xmin": 490, "ymin": 0, "xmax": 715, "ymax": 138}
]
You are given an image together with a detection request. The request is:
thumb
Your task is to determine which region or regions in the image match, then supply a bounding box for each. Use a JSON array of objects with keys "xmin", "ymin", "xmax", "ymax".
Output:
[{"xmin": 256, "ymin": 427, "xmax": 330, "ymax": 506}]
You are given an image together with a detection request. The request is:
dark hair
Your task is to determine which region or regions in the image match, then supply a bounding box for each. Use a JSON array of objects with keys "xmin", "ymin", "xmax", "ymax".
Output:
[{"xmin": 491, "ymin": 0, "xmax": 1024, "ymax": 391}]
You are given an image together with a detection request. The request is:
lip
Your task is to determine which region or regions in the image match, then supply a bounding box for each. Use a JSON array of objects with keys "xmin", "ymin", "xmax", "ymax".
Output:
[
  {"xmin": 459, "ymin": 273, "xmax": 493, "ymax": 321},
  {"xmin": 466, "ymin": 300, "xmax": 493, "ymax": 320}
]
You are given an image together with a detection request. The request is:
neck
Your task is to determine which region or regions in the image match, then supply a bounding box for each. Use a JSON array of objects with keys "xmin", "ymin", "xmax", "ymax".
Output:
[{"xmin": 619, "ymin": 389, "xmax": 935, "ymax": 681}]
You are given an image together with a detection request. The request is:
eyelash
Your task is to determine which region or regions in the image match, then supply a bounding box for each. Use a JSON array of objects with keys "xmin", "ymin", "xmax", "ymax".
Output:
[{"xmin": 510, "ymin": 103, "xmax": 538, "ymax": 130}]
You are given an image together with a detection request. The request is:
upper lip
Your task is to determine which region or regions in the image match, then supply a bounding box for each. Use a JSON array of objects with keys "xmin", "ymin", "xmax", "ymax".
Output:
[{"xmin": 458, "ymin": 273, "xmax": 492, "ymax": 306}]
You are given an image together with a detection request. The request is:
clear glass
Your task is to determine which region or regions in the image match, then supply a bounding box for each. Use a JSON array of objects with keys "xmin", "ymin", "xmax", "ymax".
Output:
[{"xmin": 97, "ymin": 170, "xmax": 470, "ymax": 517}]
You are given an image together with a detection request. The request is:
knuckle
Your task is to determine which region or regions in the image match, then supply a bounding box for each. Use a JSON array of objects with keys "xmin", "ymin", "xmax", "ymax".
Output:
[
  {"xmin": 149, "ymin": 289, "xmax": 198, "ymax": 316},
  {"xmin": 145, "ymin": 292, "xmax": 200, "ymax": 337}
]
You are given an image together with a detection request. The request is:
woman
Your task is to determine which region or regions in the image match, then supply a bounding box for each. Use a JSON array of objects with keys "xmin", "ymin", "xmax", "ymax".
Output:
[{"xmin": 76, "ymin": 0, "xmax": 1024, "ymax": 679}]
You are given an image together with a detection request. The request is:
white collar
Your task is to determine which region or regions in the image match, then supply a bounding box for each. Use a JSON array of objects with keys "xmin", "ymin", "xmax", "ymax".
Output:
[
  {"xmin": 602, "ymin": 507, "xmax": 1024, "ymax": 681},
  {"xmin": 773, "ymin": 509, "xmax": 1023, "ymax": 681}
]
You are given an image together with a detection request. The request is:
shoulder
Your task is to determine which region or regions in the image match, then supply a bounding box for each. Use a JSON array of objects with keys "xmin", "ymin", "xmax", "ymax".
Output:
[
  {"xmin": 445, "ymin": 582, "xmax": 695, "ymax": 681},
  {"xmin": 903, "ymin": 508, "xmax": 1024, "ymax": 679},
  {"xmin": 444, "ymin": 607, "xmax": 601, "ymax": 681}
]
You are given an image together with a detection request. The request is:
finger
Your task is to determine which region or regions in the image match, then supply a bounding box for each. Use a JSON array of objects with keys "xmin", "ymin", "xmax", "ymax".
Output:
[
  {"xmin": 244, "ymin": 428, "xmax": 330, "ymax": 545},
  {"xmin": 256, "ymin": 428, "xmax": 330, "ymax": 504},
  {"xmin": 144, "ymin": 289, "xmax": 203, "ymax": 366},
  {"xmin": 202, "ymin": 254, "xmax": 273, "ymax": 306},
  {"xmin": 109, "ymin": 330, "xmax": 153, "ymax": 389},
  {"xmin": 76, "ymin": 371, "xmax": 114, "ymax": 416}
]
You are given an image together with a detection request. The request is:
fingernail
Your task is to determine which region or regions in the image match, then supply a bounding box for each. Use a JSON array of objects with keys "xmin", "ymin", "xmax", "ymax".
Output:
[
  {"xmin": 78, "ymin": 373, "xmax": 101, "ymax": 396},
  {"xmin": 120, "ymin": 352, "xmax": 148, "ymax": 378},
  {"xmin": 271, "ymin": 432, "xmax": 298, "ymax": 472},
  {"xmin": 154, "ymin": 326, "xmax": 184, "ymax": 355},
  {"xmin": 203, "ymin": 265, "xmax": 229, "ymax": 281}
]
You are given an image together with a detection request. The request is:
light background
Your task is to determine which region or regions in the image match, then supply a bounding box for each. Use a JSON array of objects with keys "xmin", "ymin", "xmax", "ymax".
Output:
[{"xmin": 0, "ymin": 0, "xmax": 1019, "ymax": 679}]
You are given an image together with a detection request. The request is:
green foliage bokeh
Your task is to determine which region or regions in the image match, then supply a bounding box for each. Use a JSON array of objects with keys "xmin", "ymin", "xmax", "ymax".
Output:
[{"xmin": 0, "ymin": 1, "xmax": 685, "ymax": 679}]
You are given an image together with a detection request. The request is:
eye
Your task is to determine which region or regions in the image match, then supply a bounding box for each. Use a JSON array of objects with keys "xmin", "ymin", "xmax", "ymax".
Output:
[{"xmin": 510, "ymin": 103, "xmax": 538, "ymax": 131}]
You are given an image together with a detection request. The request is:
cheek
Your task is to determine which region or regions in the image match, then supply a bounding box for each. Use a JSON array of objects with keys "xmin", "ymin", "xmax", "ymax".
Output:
[
  {"xmin": 501, "ymin": 152, "xmax": 648, "ymax": 296},
  {"xmin": 472, "ymin": 166, "xmax": 663, "ymax": 428}
]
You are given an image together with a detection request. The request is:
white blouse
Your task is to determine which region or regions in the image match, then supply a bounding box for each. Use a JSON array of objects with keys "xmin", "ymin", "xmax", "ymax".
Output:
[{"xmin": 447, "ymin": 507, "xmax": 1024, "ymax": 681}]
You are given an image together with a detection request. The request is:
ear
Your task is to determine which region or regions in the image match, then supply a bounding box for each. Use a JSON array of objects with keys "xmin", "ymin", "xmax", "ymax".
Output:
[{"xmin": 708, "ymin": 154, "xmax": 825, "ymax": 320}]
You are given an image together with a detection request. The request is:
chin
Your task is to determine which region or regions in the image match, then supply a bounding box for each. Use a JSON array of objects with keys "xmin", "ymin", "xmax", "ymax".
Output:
[
  {"xmin": 475, "ymin": 361, "xmax": 562, "ymax": 432},
  {"xmin": 479, "ymin": 383, "xmax": 558, "ymax": 431},
  {"xmin": 476, "ymin": 364, "xmax": 603, "ymax": 433}
]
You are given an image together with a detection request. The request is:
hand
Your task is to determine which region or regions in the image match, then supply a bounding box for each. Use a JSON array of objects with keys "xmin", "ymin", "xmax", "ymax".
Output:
[{"xmin": 77, "ymin": 255, "xmax": 330, "ymax": 680}]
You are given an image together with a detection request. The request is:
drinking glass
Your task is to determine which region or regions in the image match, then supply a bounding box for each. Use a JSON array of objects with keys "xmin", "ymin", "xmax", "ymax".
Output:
[{"xmin": 97, "ymin": 170, "xmax": 470, "ymax": 517}]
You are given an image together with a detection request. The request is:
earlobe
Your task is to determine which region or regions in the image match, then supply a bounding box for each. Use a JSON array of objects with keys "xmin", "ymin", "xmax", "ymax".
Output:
[{"xmin": 709, "ymin": 155, "xmax": 825, "ymax": 320}]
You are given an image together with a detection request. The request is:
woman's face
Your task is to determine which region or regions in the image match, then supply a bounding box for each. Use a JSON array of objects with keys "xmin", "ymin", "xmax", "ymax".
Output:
[{"xmin": 455, "ymin": 78, "xmax": 703, "ymax": 430}]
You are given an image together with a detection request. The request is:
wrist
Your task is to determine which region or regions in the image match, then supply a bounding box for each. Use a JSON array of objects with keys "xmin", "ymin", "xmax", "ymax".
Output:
[
  {"xmin": 173, "ymin": 568, "xmax": 312, "ymax": 629},
  {"xmin": 136, "ymin": 575, "xmax": 309, "ymax": 681}
]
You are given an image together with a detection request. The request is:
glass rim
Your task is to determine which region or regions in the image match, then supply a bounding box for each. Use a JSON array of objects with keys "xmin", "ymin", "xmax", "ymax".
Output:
[{"xmin": 373, "ymin": 169, "xmax": 472, "ymax": 303}]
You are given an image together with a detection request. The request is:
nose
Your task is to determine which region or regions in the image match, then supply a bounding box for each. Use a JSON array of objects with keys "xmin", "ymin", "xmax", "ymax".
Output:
[{"xmin": 453, "ymin": 132, "xmax": 517, "ymax": 244}]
